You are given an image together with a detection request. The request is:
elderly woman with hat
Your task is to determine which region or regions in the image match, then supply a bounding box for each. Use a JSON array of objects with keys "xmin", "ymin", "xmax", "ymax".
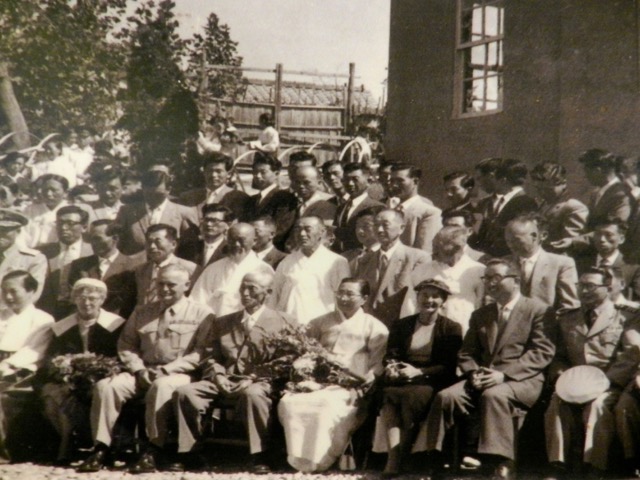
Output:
[
  {"xmin": 38, "ymin": 278, "xmax": 125, "ymax": 465},
  {"xmin": 378, "ymin": 278, "xmax": 463, "ymax": 477}
]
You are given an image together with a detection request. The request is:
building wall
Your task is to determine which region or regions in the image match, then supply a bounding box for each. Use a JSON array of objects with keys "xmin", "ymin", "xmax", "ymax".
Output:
[{"xmin": 387, "ymin": 0, "xmax": 640, "ymax": 204}]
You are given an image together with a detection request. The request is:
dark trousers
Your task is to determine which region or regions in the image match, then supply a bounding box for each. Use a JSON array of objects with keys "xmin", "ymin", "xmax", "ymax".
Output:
[{"xmin": 173, "ymin": 380, "xmax": 273, "ymax": 454}]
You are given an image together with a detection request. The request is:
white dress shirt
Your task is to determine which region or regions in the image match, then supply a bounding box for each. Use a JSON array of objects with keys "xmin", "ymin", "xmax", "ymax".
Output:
[
  {"xmin": 203, "ymin": 236, "xmax": 225, "ymax": 266},
  {"xmin": 146, "ymin": 198, "xmax": 169, "ymax": 226},
  {"xmin": 0, "ymin": 305, "xmax": 54, "ymax": 372}
]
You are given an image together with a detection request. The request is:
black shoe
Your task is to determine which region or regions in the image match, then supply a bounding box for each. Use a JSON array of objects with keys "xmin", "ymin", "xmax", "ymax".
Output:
[
  {"xmin": 129, "ymin": 451, "xmax": 157, "ymax": 474},
  {"xmin": 77, "ymin": 449, "xmax": 108, "ymax": 473},
  {"xmin": 251, "ymin": 452, "xmax": 271, "ymax": 475}
]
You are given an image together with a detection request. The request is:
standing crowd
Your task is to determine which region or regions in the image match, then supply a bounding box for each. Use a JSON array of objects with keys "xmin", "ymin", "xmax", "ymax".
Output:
[{"xmin": 0, "ymin": 126, "xmax": 639, "ymax": 480}]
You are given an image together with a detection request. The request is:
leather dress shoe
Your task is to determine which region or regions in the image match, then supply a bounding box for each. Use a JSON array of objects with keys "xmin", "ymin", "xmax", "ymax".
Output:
[
  {"xmin": 129, "ymin": 451, "xmax": 157, "ymax": 474},
  {"xmin": 77, "ymin": 449, "xmax": 108, "ymax": 473},
  {"xmin": 251, "ymin": 463, "xmax": 271, "ymax": 475},
  {"xmin": 165, "ymin": 461, "xmax": 185, "ymax": 472}
]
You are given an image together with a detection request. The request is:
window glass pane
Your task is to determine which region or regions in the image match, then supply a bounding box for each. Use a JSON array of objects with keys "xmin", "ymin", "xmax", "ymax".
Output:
[
  {"xmin": 485, "ymin": 75, "xmax": 499, "ymax": 102},
  {"xmin": 487, "ymin": 41, "xmax": 501, "ymax": 69},
  {"xmin": 471, "ymin": 45, "xmax": 486, "ymax": 67},
  {"xmin": 484, "ymin": 5, "xmax": 501, "ymax": 37},
  {"xmin": 460, "ymin": 4, "xmax": 484, "ymax": 42},
  {"xmin": 463, "ymin": 78, "xmax": 485, "ymax": 113}
]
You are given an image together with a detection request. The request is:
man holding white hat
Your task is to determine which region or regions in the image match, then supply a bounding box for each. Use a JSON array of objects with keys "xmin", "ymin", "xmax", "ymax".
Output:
[{"xmin": 544, "ymin": 267, "xmax": 640, "ymax": 478}]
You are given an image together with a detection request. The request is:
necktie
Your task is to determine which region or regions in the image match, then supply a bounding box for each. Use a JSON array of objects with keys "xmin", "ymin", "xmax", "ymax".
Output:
[
  {"xmin": 493, "ymin": 195, "xmax": 505, "ymax": 216},
  {"xmin": 585, "ymin": 309, "xmax": 597, "ymax": 330},
  {"xmin": 158, "ymin": 307, "xmax": 172, "ymax": 338},
  {"xmin": 203, "ymin": 243, "xmax": 216, "ymax": 266},
  {"xmin": 598, "ymin": 258, "xmax": 610, "ymax": 268},
  {"xmin": 377, "ymin": 252, "xmax": 389, "ymax": 284},
  {"xmin": 98, "ymin": 257, "xmax": 110, "ymax": 279},
  {"xmin": 338, "ymin": 199, "xmax": 353, "ymax": 227},
  {"xmin": 58, "ymin": 247, "xmax": 74, "ymax": 300}
]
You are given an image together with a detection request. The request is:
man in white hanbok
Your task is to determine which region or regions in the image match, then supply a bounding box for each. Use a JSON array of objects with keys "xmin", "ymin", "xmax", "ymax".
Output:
[
  {"xmin": 278, "ymin": 278, "xmax": 388, "ymax": 472},
  {"xmin": 271, "ymin": 216, "xmax": 350, "ymax": 325},
  {"xmin": 190, "ymin": 223, "xmax": 273, "ymax": 316},
  {"xmin": 406, "ymin": 226, "xmax": 485, "ymax": 333}
]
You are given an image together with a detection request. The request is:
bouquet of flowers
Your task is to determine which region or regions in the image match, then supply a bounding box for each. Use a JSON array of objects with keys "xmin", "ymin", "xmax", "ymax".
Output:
[
  {"xmin": 248, "ymin": 324, "xmax": 366, "ymax": 395},
  {"xmin": 45, "ymin": 353, "xmax": 124, "ymax": 403}
]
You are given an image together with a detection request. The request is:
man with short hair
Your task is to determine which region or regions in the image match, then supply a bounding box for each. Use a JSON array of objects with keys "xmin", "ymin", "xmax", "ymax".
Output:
[
  {"xmin": 271, "ymin": 216, "xmax": 350, "ymax": 325},
  {"xmin": 344, "ymin": 205, "xmax": 385, "ymax": 268},
  {"xmin": 505, "ymin": 213, "xmax": 580, "ymax": 313},
  {"xmin": 179, "ymin": 152, "xmax": 251, "ymax": 221},
  {"xmin": 114, "ymin": 164, "xmax": 198, "ymax": 255},
  {"xmin": 190, "ymin": 223, "xmax": 273, "ymax": 317},
  {"xmin": 37, "ymin": 205, "xmax": 93, "ymax": 319},
  {"xmin": 291, "ymin": 165, "xmax": 337, "ymax": 222},
  {"xmin": 247, "ymin": 153, "xmax": 297, "ymax": 250},
  {"xmin": 441, "ymin": 209, "xmax": 484, "ymax": 261},
  {"xmin": 172, "ymin": 271, "xmax": 293, "ymax": 473},
  {"xmin": 78, "ymin": 264, "xmax": 214, "ymax": 473},
  {"xmin": 252, "ymin": 217, "xmax": 286, "ymax": 269},
  {"xmin": 353, "ymin": 209, "xmax": 430, "ymax": 326},
  {"xmin": 177, "ymin": 204, "xmax": 234, "ymax": 284},
  {"xmin": 333, "ymin": 163, "xmax": 383, "ymax": 252},
  {"xmin": 321, "ymin": 160, "xmax": 348, "ymax": 204},
  {"xmin": 442, "ymin": 170, "xmax": 475, "ymax": 216},
  {"xmin": 89, "ymin": 167, "xmax": 124, "ymax": 220},
  {"xmin": 0, "ymin": 209, "xmax": 47, "ymax": 305},
  {"xmin": 574, "ymin": 219, "xmax": 640, "ymax": 300},
  {"xmin": 425, "ymin": 259, "xmax": 555, "ymax": 480},
  {"xmin": 68, "ymin": 220, "xmax": 142, "ymax": 318},
  {"xmin": 388, "ymin": 163, "xmax": 442, "ymax": 254},
  {"xmin": 470, "ymin": 158, "xmax": 538, "ymax": 257},
  {"xmin": 545, "ymin": 268, "xmax": 640, "ymax": 478},
  {"xmin": 134, "ymin": 224, "xmax": 196, "ymax": 306}
]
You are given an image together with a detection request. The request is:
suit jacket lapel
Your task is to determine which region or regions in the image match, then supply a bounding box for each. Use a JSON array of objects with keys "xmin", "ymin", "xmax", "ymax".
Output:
[
  {"xmin": 587, "ymin": 302, "xmax": 616, "ymax": 337},
  {"xmin": 528, "ymin": 251, "xmax": 549, "ymax": 296},
  {"xmin": 377, "ymin": 246, "xmax": 403, "ymax": 298},
  {"xmin": 136, "ymin": 202, "xmax": 151, "ymax": 233},
  {"xmin": 493, "ymin": 298, "xmax": 524, "ymax": 358}
]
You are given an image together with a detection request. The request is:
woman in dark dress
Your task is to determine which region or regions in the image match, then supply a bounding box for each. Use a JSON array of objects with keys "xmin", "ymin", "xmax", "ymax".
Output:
[{"xmin": 380, "ymin": 278, "xmax": 463, "ymax": 476}]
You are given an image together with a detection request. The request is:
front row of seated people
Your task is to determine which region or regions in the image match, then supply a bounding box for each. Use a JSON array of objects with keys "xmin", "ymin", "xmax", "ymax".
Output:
[{"xmin": 2, "ymin": 260, "xmax": 640, "ymax": 478}]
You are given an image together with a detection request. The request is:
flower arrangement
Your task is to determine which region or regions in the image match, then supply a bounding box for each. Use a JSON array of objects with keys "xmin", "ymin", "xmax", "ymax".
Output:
[
  {"xmin": 45, "ymin": 353, "xmax": 124, "ymax": 402},
  {"xmin": 248, "ymin": 324, "xmax": 365, "ymax": 394}
]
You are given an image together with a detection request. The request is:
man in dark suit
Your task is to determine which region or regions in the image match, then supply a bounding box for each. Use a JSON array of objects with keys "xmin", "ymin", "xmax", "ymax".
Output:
[
  {"xmin": 173, "ymin": 271, "xmax": 293, "ymax": 473},
  {"xmin": 291, "ymin": 165, "xmax": 337, "ymax": 220},
  {"xmin": 574, "ymin": 219, "xmax": 640, "ymax": 300},
  {"xmin": 504, "ymin": 213, "xmax": 580, "ymax": 313},
  {"xmin": 353, "ymin": 209, "xmax": 431, "ymax": 326},
  {"xmin": 113, "ymin": 164, "xmax": 198, "ymax": 255},
  {"xmin": 178, "ymin": 152, "xmax": 251, "ymax": 221},
  {"xmin": 68, "ymin": 219, "xmax": 143, "ymax": 319},
  {"xmin": 37, "ymin": 205, "xmax": 94, "ymax": 319},
  {"xmin": 321, "ymin": 160, "xmax": 348, "ymax": 205},
  {"xmin": 470, "ymin": 158, "xmax": 539, "ymax": 258},
  {"xmin": 247, "ymin": 153, "xmax": 297, "ymax": 250},
  {"xmin": 176, "ymin": 204, "xmax": 234, "ymax": 284},
  {"xmin": 579, "ymin": 148, "xmax": 633, "ymax": 230},
  {"xmin": 252, "ymin": 217, "xmax": 286, "ymax": 269},
  {"xmin": 425, "ymin": 258, "xmax": 555, "ymax": 479},
  {"xmin": 333, "ymin": 162, "xmax": 383, "ymax": 253},
  {"xmin": 388, "ymin": 163, "xmax": 442, "ymax": 255}
]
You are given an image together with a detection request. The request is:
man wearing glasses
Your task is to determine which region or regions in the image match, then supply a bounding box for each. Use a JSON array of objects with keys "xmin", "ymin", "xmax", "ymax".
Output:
[
  {"xmin": 425, "ymin": 258, "xmax": 555, "ymax": 480},
  {"xmin": 544, "ymin": 267, "xmax": 640, "ymax": 479},
  {"xmin": 37, "ymin": 205, "xmax": 93, "ymax": 319}
]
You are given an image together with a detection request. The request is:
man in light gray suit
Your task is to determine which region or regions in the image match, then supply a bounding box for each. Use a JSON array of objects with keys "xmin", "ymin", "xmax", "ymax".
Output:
[
  {"xmin": 504, "ymin": 212, "xmax": 580, "ymax": 314},
  {"xmin": 354, "ymin": 209, "xmax": 430, "ymax": 326}
]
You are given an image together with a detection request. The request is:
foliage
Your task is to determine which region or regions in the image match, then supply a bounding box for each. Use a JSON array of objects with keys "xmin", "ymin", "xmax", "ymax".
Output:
[
  {"xmin": 45, "ymin": 352, "xmax": 124, "ymax": 403},
  {"xmin": 0, "ymin": 0, "xmax": 127, "ymax": 136},
  {"xmin": 249, "ymin": 324, "xmax": 365, "ymax": 395},
  {"xmin": 116, "ymin": 0, "xmax": 198, "ymax": 166},
  {"xmin": 186, "ymin": 13, "xmax": 246, "ymax": 101}
]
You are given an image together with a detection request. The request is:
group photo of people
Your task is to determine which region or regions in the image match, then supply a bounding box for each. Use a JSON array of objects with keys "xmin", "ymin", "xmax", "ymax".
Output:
[{"xmin": 0, "ymin": 125, "xmax": 637, "ymax": 480}]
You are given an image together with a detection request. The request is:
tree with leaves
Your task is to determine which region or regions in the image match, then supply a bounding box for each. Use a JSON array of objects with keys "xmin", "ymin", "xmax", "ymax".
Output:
[{"xmin": 0, "ymin": 0, "xmax": 127, "ymax": 148}]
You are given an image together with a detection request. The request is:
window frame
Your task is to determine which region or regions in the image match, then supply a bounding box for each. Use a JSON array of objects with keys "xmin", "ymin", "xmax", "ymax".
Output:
[{"xmin": 453, "ymin": 0, "xmax": 505, "ymax": 118}]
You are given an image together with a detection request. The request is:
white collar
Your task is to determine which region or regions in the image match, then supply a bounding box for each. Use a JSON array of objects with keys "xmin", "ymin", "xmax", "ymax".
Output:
[
  {"xmin": 597, "ymin": 177, "xmax": 620, "ymax": 197},
  {"xmin": 204, "ymin": 235, "xmax": 225, "ymax": 250},
  {"xmin": 519, "ymin": 247, "xmax": 542, "ymax": 264},
  {"xmin": 380, "ymin": 239, "xmax": 401, "ymax": 259},
  {"xmin": 497, "ymin": 186, "xmax": 523, "ymax": 206},
  {"xmin": 154, "ymin": 253, "xmax": 176, "ymax": 268},
  {"xmin": 499, "ymin": 293, "xmax": 521, "ymax": 314},
  {"xmin": 243, "ymin": 305, "xmax": 266, "ymax": 322},
  {"xmin": 259, "ymin": 183, "xmax": 277, "ymax": 199},
  {"xmin": 255, "ymin": 244, "xmax": 274, "ymax": 259},
  {"xmin": 301, "ymin": 191, "xmax": 323, "ymax": 207},
  {"xmin": 349, "ymin": 191, "xmax": 368, "ymax": 209},
  {"xmin": 62, "ymin": 239, "xmax": 83, "ymax": 252},
  {"xmin": 207, "ymin": 184, "xmax": 228, "ymax": 198},
  {"xmin": 146, "ymin": 197, "xmax": 168, "ymax": 213},
  {"xmin": 163, "ymin": 296, "xmax": 188, "ymax": 316},
  {"xmin": 597, "ymin": 250, "xmax": 620, "ymax": 265},
  {"xmin": 100, "ymin": 249, "xmax": 120, "ymax": 263},
  {"xmin": 336, "ymin": 307, "xmax": 365, "ymax": 323},
  {"xmin": 399, "ymin": 194, "xmax": 420, "ymax": 209}
]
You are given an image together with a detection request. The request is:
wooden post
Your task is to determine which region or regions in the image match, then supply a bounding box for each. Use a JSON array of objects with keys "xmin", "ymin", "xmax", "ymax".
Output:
[
  {"xmin": 345, "ymin": 62, "xmax": 355, "ymax": 135},
  {"xmin": 274, "ymin": 63, "xmax": 283, "ymax": 130}
]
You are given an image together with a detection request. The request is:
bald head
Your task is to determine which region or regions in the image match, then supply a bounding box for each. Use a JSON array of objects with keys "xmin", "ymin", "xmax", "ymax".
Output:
[
  {"xmin": 227, "ymin": 222, "xmax": 256, "ymax": 259},
  {"xmin": 242, "ymin": 270, "xmax": 274, "ymax": 289},
  {"xmin": 433, "ymin": 226, "xmax": 467, "ymax": 262}
]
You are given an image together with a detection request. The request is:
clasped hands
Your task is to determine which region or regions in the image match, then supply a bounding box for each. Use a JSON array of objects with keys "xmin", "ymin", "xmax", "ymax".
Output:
[
  {"xmin": 469, "ymin": 367, "xmax": 505, "ymax": 391},
  {"xmin": 214, "ymin": 373, "xmax": 254, "ymax": 394},
  {"xmin": 385, "ymin": 361, "xmax": 424, "ymax": 381}
]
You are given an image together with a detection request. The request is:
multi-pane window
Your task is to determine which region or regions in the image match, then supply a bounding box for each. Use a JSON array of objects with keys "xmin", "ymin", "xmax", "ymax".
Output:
[{"xmin": 455, "ymin": 0, "xmax": 504, "ymax": 116}]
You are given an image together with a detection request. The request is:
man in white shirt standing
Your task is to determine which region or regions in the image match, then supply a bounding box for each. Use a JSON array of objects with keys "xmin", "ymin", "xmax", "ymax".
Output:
[
  {"xmin": 190, "ymin": 223, "xmax": 273, "ymax": 316},
  {"xmin": 271, "ymin": 216, "xmax": 350, "ymax": 325}
]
